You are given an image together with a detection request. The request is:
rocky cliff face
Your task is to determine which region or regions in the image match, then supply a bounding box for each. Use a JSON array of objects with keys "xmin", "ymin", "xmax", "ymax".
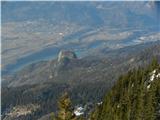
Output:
[
  {"xmin": 57, "ymin": 50, "xmax": 77, "ymax": 62},
  {"xmin": 53, "ymin": 50, "xmax": 78, "ymax": 76},
  {"xmin": 56, "ymin": 50, "xmax": 77, "ymax": 68}
]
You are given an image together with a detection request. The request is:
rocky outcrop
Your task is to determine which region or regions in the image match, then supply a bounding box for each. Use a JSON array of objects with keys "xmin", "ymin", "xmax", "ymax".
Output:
[
  {"xmin": 56, "ymin": 50, "xmax": 78, "ymax": 68},
  {"xmin": 57, "ymin": 50, "xmax": 77, "ymax": 62},
  {"xmin": 53, "ymin": 50, "xmax": 78, "ymax": 76}
]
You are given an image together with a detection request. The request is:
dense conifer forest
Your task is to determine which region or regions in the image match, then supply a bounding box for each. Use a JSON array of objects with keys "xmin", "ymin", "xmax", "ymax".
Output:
[{"xmin": 52, "ymin": 59, "xmax": 160, "ymax": 120}]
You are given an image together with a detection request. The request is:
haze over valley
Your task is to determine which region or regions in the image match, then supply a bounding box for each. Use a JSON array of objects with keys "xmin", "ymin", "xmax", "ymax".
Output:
[
  {"xmin": 2, "ymin": 1, "xmax": 160, "ymax": 74},
  {"xmin": 1, "ymin": 1, "xmax": 160, "ymax": 120}
]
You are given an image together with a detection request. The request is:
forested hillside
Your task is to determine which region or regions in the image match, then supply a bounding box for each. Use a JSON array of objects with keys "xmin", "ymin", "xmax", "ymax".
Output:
[
  {"xmin": 49, "ymin": 59, "xmax": 160, "ymax": 120},
  {"xmin": 2, "ymin": 43, "xmax": 160, "ymax": 120},
  {"xmin": 90, "ymin": 58, "xmax": 160, "ymax": 120}
]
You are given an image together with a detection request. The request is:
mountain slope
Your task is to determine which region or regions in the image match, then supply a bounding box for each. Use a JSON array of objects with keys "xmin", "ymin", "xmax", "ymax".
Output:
[
  {"xmin": 2, "ymin": 42, "xmax": 160, "ymax": 120},
  {"xmin": 33, "ymin": 58, "xmax": 160, "ymax": 120}
]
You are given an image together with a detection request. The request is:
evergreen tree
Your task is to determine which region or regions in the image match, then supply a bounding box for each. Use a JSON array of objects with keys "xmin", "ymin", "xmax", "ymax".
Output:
[
  {"xmin": 50, "ymin": 112, "xmax": 56, "ymax": 120},
  {"xmin": 57, "ymin": 92, "xmax": 76, "ymax": 120}
]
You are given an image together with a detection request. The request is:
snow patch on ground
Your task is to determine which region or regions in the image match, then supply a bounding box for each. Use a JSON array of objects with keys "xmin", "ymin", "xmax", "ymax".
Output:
[
  {"xmin": 117, "ymin": 104, "xmax": 120, "ymax": 108},
  {"xmin": 147, "ymin": 84, "xmax": 151, "ymax": 89},
  {"xmin": 74, "ymin": 106, "xmax": 84, "ymax": 116},
  {"xmin": 147, "ymin": 69, "xmax": 160, "ymax": 89},
  {"xmin": 97, "ymin": 102, "xmax": 103, "ymax": 105},
  {"xmin": 150, "ymin": 70, "xmax": 156, "ymax": 82}
]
